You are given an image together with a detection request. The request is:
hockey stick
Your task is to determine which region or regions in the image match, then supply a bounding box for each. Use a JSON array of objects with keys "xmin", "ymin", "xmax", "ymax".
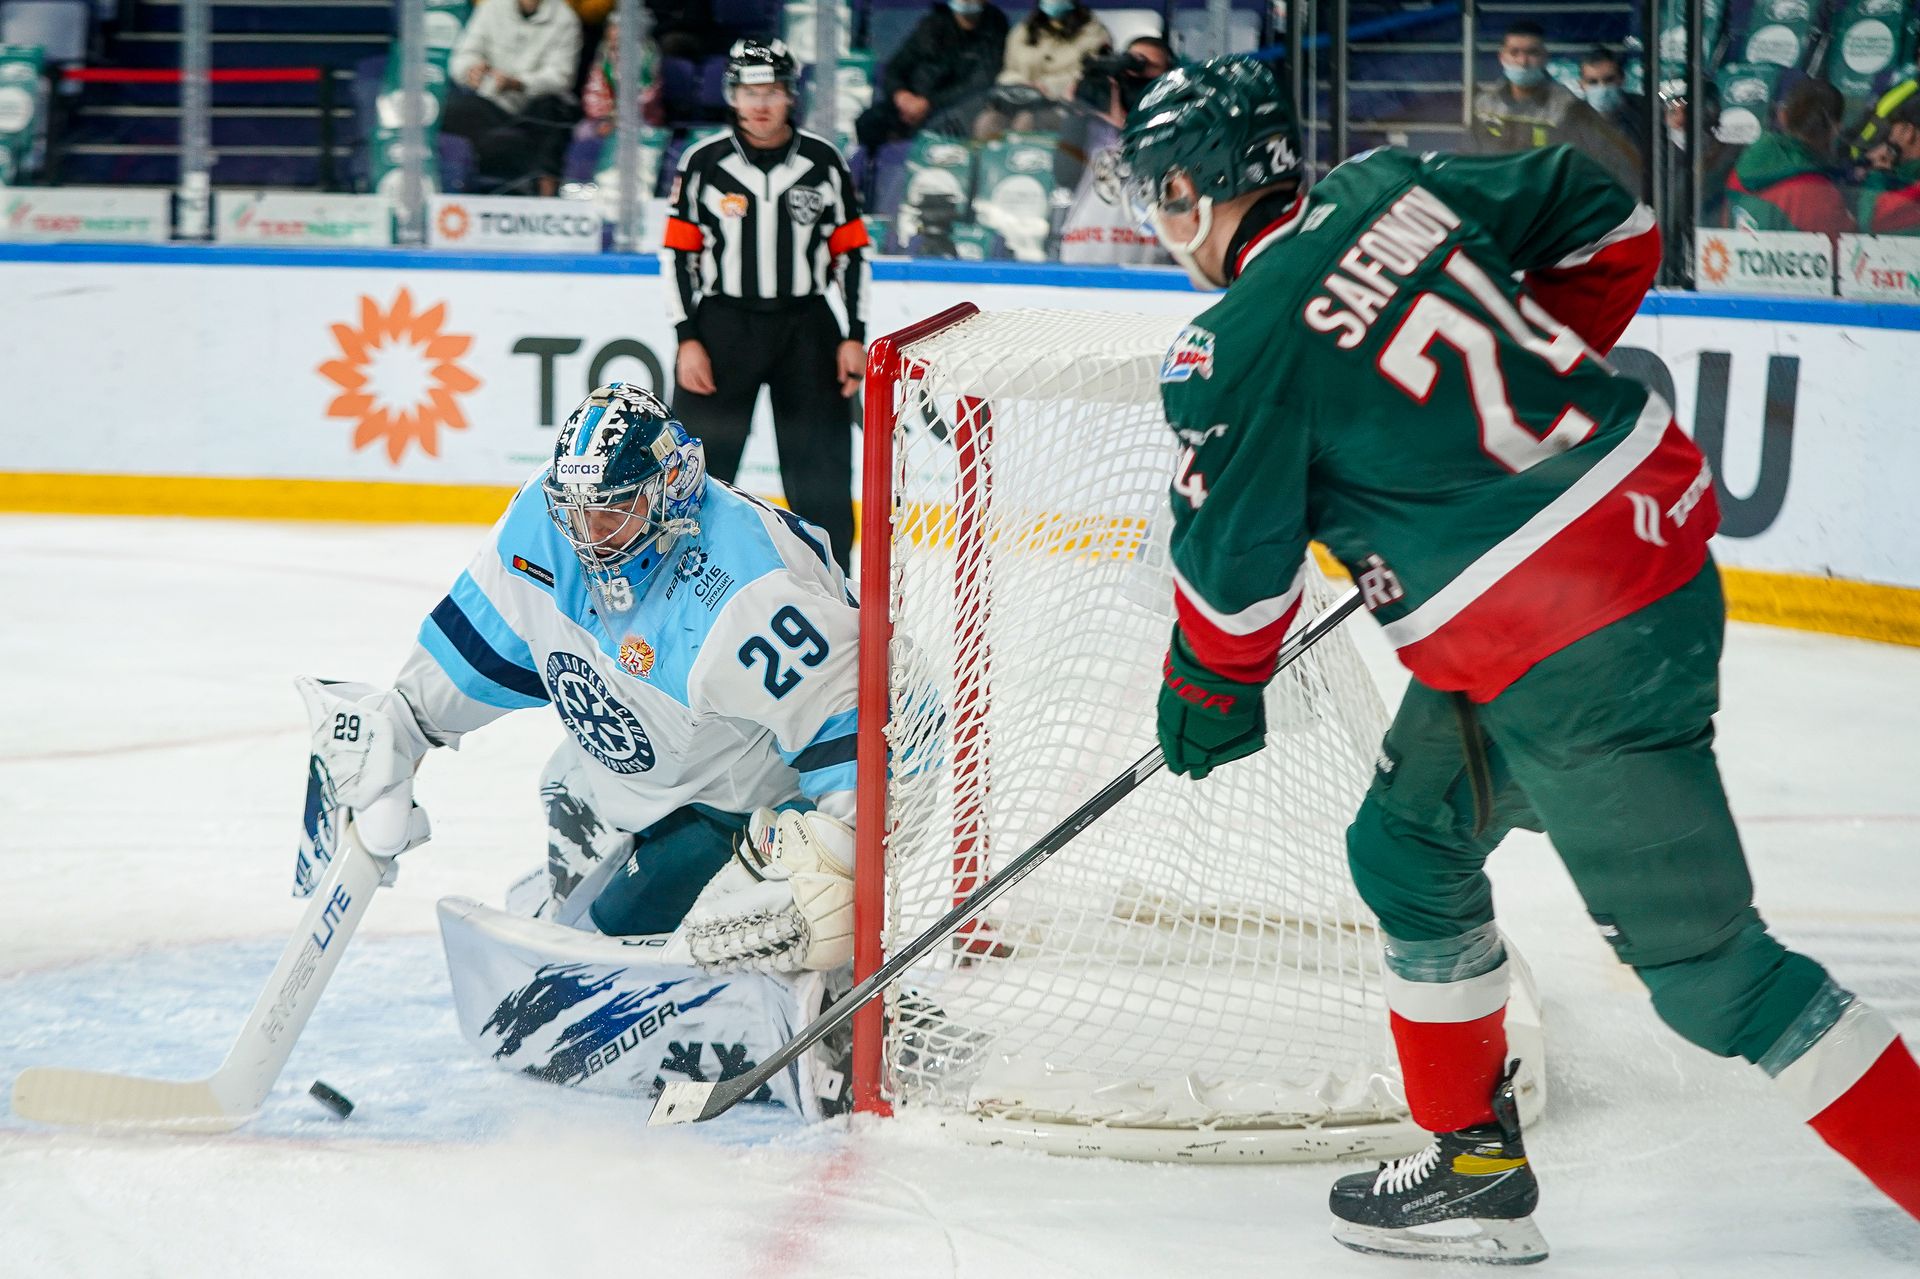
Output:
[
  {"xmin": 650, "ymin": 584, "xmax": 1366, "ymax": 1127},
  {"xmin": 9, "ymin": 827, "xmax": 392, "ymax": 1133}
]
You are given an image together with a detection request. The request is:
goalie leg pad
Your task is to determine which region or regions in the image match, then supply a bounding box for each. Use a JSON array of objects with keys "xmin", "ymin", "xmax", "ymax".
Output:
[{"xmin": 438, "ymin": 897, "xmax": 843, "ymax": 1117}]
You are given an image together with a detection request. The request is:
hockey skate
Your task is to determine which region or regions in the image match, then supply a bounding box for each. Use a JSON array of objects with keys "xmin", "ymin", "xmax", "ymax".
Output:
[{"xmin": 1329, "ymin": 1062, "xmax": 1547, "ymax": 1265}]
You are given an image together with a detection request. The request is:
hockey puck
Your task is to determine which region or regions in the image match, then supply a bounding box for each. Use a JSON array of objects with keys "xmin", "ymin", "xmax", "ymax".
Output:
[{"xmin": 308, "ymin": 1080, "xmax": 354, "ymax": 1119}]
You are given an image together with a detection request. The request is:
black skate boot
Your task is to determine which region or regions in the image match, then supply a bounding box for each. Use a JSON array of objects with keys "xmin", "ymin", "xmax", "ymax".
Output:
[{"xmin": 1329, "ymin": 1061, "xmax": 1547, "ymax": 1265}]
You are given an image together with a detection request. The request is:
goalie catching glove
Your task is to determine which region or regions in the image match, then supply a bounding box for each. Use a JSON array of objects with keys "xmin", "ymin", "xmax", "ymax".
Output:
[
  {"xmin": 684, "ymin": 808, "xmax": 854, "ymax": 974},
  {"xmin": 294, "ymin": 676, "xmax": 432, "ymax": 896}
]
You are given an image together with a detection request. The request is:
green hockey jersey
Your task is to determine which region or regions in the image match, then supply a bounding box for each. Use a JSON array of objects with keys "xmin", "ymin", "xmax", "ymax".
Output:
[{"xmin": 1161, "ymin": 145, "xmax": 1715, "ymax": 701}]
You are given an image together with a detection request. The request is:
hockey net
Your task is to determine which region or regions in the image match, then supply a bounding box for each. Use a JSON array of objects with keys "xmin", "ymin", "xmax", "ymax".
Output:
[{"xmin": 852, "ymin": 305, "xmax": 1541, "ymax": 1162}]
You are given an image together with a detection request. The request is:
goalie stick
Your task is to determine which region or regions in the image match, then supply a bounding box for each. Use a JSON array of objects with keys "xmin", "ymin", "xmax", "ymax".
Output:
[
  {"xmin": 9, "ymin": 827, "xmax": 392, "ymax": 1133},
  {"xmin": 649, "ymin": 584, "xmax": 1365, "ymax": 1127}
]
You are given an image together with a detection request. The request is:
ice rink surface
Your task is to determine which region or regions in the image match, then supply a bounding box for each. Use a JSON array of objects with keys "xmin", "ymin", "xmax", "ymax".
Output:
[{"xmin": 2, "ymin": 515, "xmax": 1917, "ymax": 1278}]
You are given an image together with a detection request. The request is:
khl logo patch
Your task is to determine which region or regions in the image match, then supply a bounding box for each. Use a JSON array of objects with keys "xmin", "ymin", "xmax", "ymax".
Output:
[
  {"xmin": 545, "ymin": 651, "xmax": 656, "ymax": 774},
  {"xmin": 785, "ymin": 186, "xmax": 826, "ymax": 226}
]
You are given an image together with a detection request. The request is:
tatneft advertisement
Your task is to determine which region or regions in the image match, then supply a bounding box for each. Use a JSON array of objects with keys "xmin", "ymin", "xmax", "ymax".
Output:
[
  {"xmin": 0, "ymin": 259, "xmax": 1914, "ymax": 592},
  {"xmin": 0, "ymin": 187, "xmax": 171, "ymax": 243}
]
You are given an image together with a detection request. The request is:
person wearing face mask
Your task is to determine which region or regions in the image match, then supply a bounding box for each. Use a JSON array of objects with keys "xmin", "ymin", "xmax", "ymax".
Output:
[
  {"xmin": 973, "ymin": 0, "xmax": 1113, "ymax": 139},
  {"xmin": 1725, "ymin": 77, "xmax": 1857, "ymax": 235},
  {"xmin": 1578, "ymin": 46, "xmax": 1648, "ymax": 160},
  {"xmin": 1470, "ymin": 20, "xmax": 1643, "ymax": 197},
  {"xmin": 855, "ymin": 0, "xmax": 1011, "ymax": 152}
]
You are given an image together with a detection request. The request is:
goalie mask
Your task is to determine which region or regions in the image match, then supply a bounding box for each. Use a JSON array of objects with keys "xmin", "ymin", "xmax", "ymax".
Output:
[
  {"xmin": 1117, "ymin": 56, "xmax": 1303, "ymax": 287},
  {"xmin": 544, "ymin": 382, "xmax": 705, "ymax": 612}
]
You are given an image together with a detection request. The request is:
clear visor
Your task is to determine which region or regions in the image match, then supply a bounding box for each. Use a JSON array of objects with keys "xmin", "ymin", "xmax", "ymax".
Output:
[
  {"xmin": 1118, "ymin": 163, "xmax": 1195, "ymax": 227},
  {"xmin": 543, "ymin": 474, "xmax": 664, "ymax": 570}
]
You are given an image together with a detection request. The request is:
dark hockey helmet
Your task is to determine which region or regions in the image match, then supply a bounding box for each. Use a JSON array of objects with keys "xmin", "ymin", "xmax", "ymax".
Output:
[
  {"xmin": 1117, "ymin": 56, "xmax": 1302, "ymax": 225},
  {"xmin": 725, "ymin": 38, "xmax": 798, "ymax": 101},
  {"xmin": 544, "ymin": 382, "xmax": 706, "ymax": 590}
]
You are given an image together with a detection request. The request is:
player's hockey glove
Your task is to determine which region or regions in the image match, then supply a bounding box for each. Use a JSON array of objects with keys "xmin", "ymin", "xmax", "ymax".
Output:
[{"xmin": 1157, "ymin": 630, "xmax": 1267, "ymax": 780}]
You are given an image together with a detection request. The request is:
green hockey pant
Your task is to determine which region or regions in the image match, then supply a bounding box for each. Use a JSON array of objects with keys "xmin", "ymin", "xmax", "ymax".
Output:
[{"xmin": 1346, "ymin": 562, "xmax": 1830, "ymax": 1064}]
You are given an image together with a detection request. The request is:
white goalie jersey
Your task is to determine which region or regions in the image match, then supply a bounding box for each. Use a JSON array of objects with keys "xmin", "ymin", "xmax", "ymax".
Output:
[{"xmin": 393, "ymin": 475, "xmax": 860, "ymax": 837}]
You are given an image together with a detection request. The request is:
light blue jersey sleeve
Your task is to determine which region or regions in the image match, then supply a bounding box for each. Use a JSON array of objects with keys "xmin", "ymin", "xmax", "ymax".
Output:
[
  {"xmin": 394, "ymin": 482, "xmax": 554, "ymax": 747},
  {"xmin": 686, "ymin": 490, "xmax": 861, "ymax": 823}
]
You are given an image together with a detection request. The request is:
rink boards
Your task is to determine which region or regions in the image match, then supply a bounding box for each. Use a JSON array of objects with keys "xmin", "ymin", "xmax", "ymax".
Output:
[{"xmin": 0, "ymin": 244, "xmax": 1914, "ymax": 646}]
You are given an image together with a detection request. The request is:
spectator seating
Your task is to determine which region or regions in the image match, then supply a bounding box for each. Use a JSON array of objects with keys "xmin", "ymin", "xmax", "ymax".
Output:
[
  {"xmin": 1717, "ymin": 59, "xmax": 1785, "ymax": 143},
  {"xmin": 1825, "ymin": 0, "xmax": 1913, "ymax": 103},
  {"xmin": 1736, "ymin": 0, "xmax": 1821, "ymax": 70},
  {"xmin": 1, "ymin": 0, "xmax": 91, "ymax": 65}
]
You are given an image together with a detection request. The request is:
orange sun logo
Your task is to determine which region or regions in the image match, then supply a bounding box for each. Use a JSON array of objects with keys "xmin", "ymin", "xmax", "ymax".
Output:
[
  {"xmin": 318, "ymin": 288, "xmax": 481, "ymax": 462},
  {"xmin": 1700, "ymin": 237, "xmax": 1731, "ymax": 286}
]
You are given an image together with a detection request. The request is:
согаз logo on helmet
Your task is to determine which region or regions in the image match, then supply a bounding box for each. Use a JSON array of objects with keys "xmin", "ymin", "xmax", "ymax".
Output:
[{"xmin": 545, "ymin": 652, "xmax": 656, "ymax": 774}]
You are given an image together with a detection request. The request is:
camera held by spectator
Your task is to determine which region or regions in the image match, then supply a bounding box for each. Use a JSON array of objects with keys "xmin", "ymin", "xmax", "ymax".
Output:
[{"xmin": 1079, "ymin": 35, "xmax": 1174, "ymax": 127}]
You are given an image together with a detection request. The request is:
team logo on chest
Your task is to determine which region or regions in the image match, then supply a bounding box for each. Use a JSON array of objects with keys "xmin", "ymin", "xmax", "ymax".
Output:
[
  {"xmin": 1160, "ymin": 326, "xmax": 1216, "ymax": 382},
  {"xmin": 618, "ymin": 635, "xmax": 657, "ymax": 678},
  {"xmin": 719, "ymin": 192, "xmax": 749, "ymax": 219},
  {"xmin": 545, "ymin": 651, "xmax": 657, "ymax": 774},
  {"xmin": 785, "ymin": 185, "xmax": 826, "ymax": 226}
]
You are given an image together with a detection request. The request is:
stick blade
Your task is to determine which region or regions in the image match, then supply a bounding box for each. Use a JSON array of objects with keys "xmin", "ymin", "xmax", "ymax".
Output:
[
  {"xmin": 649, "ymin": 1081, "xmax": 722, "ymax": 1127},
  {"xmin": 11, "ymin": 1067, "xmax": 247, "ymax": 1134}
]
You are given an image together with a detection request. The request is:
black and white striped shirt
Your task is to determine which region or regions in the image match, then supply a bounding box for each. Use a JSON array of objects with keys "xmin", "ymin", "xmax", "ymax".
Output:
[{"xmin": 662, "ymin": 128, "xmax": 870, "ymax": 342}]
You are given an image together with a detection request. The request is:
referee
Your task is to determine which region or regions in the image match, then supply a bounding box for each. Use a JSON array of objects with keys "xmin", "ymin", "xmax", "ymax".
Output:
[{"xmin": 663, "ymin": 38, "xmax": 869, "ymax": 569}]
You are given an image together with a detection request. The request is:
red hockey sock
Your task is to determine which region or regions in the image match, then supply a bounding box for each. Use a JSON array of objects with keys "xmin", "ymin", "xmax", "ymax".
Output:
[
  {"xmin": 1805, "ymin": 1035, "xmax": 1920, "ymax": 1219},
  {"xmin": 1389, "ymin": 1007, "xmax": 1509, "ymax": 1133}
]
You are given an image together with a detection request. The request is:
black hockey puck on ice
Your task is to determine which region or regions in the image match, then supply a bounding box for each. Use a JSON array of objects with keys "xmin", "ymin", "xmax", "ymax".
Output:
[{"xmin": 308, "ymin": 1080, "xmax": 354, "ymax": 1119}]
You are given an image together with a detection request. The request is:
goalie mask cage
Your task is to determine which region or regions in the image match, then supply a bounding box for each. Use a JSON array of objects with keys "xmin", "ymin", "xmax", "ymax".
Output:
[{"xmin": 852, "ymin": 304, "xmax": 1540, "ymax": 1163}]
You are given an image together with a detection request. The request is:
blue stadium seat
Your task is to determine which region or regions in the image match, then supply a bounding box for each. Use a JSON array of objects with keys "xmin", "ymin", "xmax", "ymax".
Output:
[
  {"xmin": 0, "ymin": 0, "xmax": 91, "ymax": 64},
  {"xmin": 698, "ymin": 55, "xmax": 729, "ymax": 111}
]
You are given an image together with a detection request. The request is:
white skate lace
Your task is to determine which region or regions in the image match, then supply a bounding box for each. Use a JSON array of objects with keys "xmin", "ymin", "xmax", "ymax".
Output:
[{"xmin": 1372, "ymin": 1140, "xmax": 1442, "ymax": 1195}]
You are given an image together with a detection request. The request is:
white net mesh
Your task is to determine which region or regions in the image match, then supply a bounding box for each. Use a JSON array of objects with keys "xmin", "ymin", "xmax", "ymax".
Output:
[{"xmin": 872, "ymin": 308, "xmax": 1423, "ymax": 1160}]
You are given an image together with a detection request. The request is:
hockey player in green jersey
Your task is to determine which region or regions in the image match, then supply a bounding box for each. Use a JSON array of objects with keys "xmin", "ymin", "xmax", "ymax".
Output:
[{"xmin": 1122, "ymin": 56, "xmax": 1920, "ymax": 1264}]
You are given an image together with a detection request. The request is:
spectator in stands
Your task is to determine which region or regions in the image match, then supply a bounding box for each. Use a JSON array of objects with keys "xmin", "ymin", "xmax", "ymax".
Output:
[
  {"xmin": 856, "ymin": 0, "xmax": 1011, "ymax": 151},
  {"xmin": 1854, "ymin": 93, "xmax": 1920, "ymax": 234},
  {"xmin": 1726, "ymin": 77, "xmax": 1856, "ymax": 235},
  {"xmin": 1086, "ymin": 34, "xmax": 1174, "ymax": 128},
  {"xmin": 580, "ymin": 11, "xmax": 665, "ymax": 133},
  {"xmin": 566, "ymin": 0, "xmax": 616, "ymax": 97},
  {"xmin": 1658, "ymin": 80, "xmax": 1742, "ymax": 280},
  {"xmin": 1579, "ymin": 46, "xmax": 1648, "ymax": 159},
  {"xmin": 1470, "ymin": 20, "xmax": 1642, "ymax": 196},
  {"xmin": 973, "ymin": 0, "xmax": 1112, "ymax": 139},
  {"xmin": 446, "ymin": 0, "xmax": 584, "ymax": 196}
]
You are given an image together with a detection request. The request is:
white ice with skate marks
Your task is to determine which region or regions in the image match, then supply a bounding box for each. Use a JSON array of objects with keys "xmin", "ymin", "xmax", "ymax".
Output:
[{"xmin": 1, "ymin": 516, "xmax": 1917, "ymax": 1277}]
